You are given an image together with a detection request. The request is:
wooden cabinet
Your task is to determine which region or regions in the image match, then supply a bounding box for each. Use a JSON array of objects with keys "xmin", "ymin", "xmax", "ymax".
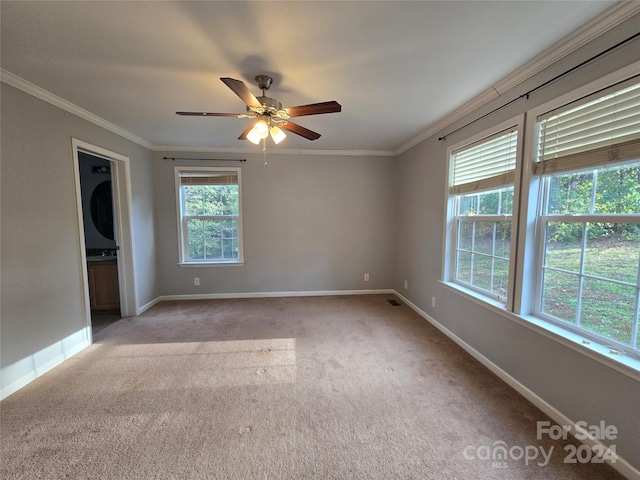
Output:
[{"xmin": 87, "ymin": 261, "xmax": 120, "ymax": 312}]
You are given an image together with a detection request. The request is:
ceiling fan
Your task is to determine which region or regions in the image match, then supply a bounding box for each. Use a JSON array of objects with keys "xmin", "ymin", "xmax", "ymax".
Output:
[{"xmin": 176, "ymin": 75, "xmax": 341, "ymax": 144}]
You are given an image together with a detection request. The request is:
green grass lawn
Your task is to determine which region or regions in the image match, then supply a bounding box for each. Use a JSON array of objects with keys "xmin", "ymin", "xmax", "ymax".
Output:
[
  {"xmin": 542, "ymin": 237, "xmax": 639, "ymax": 347},
  {"xmin": 458, "ymin": 234, "xmax": 640, "ymax": 348}
]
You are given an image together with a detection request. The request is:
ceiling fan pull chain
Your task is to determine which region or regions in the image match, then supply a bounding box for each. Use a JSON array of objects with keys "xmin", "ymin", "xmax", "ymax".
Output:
[{"xmin": 263, "ymin": 138, "xmax": 268, "ymax": 166}]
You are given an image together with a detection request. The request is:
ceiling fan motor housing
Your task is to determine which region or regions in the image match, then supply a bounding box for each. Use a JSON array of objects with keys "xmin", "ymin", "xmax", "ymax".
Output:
[
  {"xmin": 255, "ymin": 75, "xmax": 272, "ymax": 91},
  {"xmin": 248, "ymin": 95, "xmax": 290, "ymax": 121}
]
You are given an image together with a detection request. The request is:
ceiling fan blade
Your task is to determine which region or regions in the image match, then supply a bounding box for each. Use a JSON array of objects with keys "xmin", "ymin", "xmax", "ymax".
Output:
[
  {"xmin": 238, "ymin": 124, "xmax": 255, "ymax": 141},
  {"xmin": 285, "ymin": 101, "xmax": 342, "ymax": 117},
  {"xmin": 221, "ymin": 77, "xmax": 262, "ymax": 108},
  {"xmin": 176, "ymin": 112, "xmax": 240, "ymax": 117},
  {"xmin": 282, "ymin": 122, "xmax": 321, "ymax": 140}
]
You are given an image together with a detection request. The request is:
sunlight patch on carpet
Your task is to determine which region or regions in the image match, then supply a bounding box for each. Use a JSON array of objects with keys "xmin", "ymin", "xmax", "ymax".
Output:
[{"xmin": 88, "ymin": 338, "xmax": 297, "ymax": 389}]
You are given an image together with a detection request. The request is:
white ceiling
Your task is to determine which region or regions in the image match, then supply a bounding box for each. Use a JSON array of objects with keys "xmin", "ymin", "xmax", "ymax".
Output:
[{"xmin": 0, "ymin": 1, "xmax": 621, "ymax": 154}]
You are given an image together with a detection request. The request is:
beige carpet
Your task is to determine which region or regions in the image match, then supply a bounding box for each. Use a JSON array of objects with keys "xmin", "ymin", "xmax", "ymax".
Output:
[{"xmin": 0, "ymin": 295, "xmax": 623, "ymax": 479}]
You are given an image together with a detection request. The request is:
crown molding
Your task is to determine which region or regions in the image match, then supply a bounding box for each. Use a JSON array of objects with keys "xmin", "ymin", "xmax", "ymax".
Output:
[
  {"xmin": 153, "ymin": 145, "xmax": 396, "ymax": 157},
  {"xmin": 5, "ymin": 1, "xmax": 638, "ymax": 159},
  {"xmin": 394, "ymin": 89, "xmax": 500, "ymax": 155},
  {"xmin": 395, "ymin": 1, "xmax": 640, "ymax": 156},
  {"xmin": 1, "ymin": 68, "xmax": 393, "ymax": 157},
  {"xmin": 493, "ymin": 0, "xmax": 640, "ymax": 95},
  {"xmin": 1, "ymin": 69, "xmax": 154, "ymax": 150}
]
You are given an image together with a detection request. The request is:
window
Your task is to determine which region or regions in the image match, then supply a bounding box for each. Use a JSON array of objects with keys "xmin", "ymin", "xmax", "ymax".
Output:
[
  {"xmin": 443, "ymin": 66, "xmax": 640, "ymax": 368},
  {"xmin": 175, "ymin": 167, "xmax": 243, "ymax": 265},
  {"xmin": 447, "ymin": 125, "xmax": 520, "ymax": 303},
  {"xmin": 533, "ymin": 78, "xmax": 640, "ymax": 356}
]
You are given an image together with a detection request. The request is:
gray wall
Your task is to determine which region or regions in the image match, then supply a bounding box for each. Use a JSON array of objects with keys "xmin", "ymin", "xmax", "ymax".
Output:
[
  {"xmin": 0, "ymin": 84, "xmax": 158, "ymax": 393},
  {"xmin": 394, "ymin": 16, "xmax": 640, "ymax": 470},
  {"xmin": 2, "ymin": 9, "xmax": 639, "ymax": 473},
  {"xmin": 154, "ymin": 151, "xmax": 396, "ymax": 296}
]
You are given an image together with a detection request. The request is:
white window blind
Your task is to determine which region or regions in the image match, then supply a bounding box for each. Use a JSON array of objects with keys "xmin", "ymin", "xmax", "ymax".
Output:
[
  {"xmin": 536, "ymin": 77, "xmax": 640, "ymax": 175},
  {"xmin": 450, "ymin": 128, "xmax": 518, "ymax": 194},
  {"xmin": 178, "ymin": 172, "xmax": 238, "ymax": 186}
]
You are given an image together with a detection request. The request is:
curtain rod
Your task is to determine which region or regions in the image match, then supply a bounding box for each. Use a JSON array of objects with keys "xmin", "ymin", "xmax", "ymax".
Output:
[
  {"xmin": 164, "ymin": 157, "xmax": 246, "ymax": 162},
  {"xmin": 438, "ymin": 30, "xmax": 640, "ymax": 142}
]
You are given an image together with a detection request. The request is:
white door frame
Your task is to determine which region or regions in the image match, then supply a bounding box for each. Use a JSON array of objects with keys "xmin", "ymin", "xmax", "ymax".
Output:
[{"xmin": 72, "ymin": 139, "xmax": 138, "ymax": 337}]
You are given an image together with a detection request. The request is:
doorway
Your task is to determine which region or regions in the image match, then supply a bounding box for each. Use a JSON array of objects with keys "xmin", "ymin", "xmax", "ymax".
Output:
[
  {"xmin": 78, "ymin": 153, "xmax": 120, "ymax": 333},
  {"xmin": 72, "ymin": 139, "xmax": 137, "ymax": 340}
]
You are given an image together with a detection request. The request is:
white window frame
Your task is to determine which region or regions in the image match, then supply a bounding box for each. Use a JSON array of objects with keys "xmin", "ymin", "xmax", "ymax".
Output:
[
  {"xmin": 174, "ymin": 166, "xmax": 244, "ymax": 266},
  {"xmin": 444, "ymin": 115, "xmax": 525, "ymax": 311},
  {"xmin": 534, "ymin": 185, "xmax": 640, "ymax": 353},
  {"xmin": 442, "ymin": 62, "xmax": 640, "ymax": 376},
  {"xmin": 525, "ymin": 75, "xmax": 640, "ymax": 359},
  {"xmin": 517, "ymin": 63, "xmax": 640, "ymax": 370}
]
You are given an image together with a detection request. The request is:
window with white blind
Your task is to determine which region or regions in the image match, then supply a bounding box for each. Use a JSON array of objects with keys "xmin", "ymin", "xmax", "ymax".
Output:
[
  {"xmin": 533, "ymin": 76, "xmax": 640, "ymax": 357},
  {"xmin": 442, "ymin": 66, "xmax": 640, "ymax": 369},
  {"xmin": 175, "ymin": 167, "xmax": 244, "ymax": 265},
  {"xmin": 536, "ymin": 77, "xmax": 640, "ymax": 175},
  {"xmin": 447, "ymin": 121, "xmax": 521, "ymax": 303}
]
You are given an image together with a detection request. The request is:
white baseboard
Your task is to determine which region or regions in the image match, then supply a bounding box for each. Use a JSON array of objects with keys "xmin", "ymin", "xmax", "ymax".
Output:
[
  {"xmin": 393, "ymin": 290, "xmax": 639, "ymax": 480},
  {"xmin": 157, "ymin": 288, "xmax": 394, "ymax": 302},
  {"xmin": 137, "ymin": 296, "xmax": 162, "ymax": 315},
  {"xmin": 1, "ymin": 329, "xmax": 91, "ymax": 401}
]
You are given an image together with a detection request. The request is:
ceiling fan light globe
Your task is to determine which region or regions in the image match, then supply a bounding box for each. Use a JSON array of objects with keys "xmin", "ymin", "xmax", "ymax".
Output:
[
  {"xmin": 254, "ymin": 120, "xmax": 269, "ymax": 139},
  {"xmin": 270, "ymin": 126, "xmax": 287, "ymax": 144},
  {"xmin": 246, "ymin": 128, "xmax": 262, "ymax": 144}
]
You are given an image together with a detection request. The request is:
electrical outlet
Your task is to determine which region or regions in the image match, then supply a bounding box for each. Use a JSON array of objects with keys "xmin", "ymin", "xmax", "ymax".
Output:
[
  {"xmin": 431, "ymin": 296, "xmax": 436, "ymax": 307},
  {"xmin": 194, "ymin": 277, "xmax": 200, "ymax": 286},
  {"xmin": 404, "ymin": 280, "xmax": 408, "ymax": 289},
  {"xmin": 364, "ymin": 273, "xmax": 369, "ymax": 281}
]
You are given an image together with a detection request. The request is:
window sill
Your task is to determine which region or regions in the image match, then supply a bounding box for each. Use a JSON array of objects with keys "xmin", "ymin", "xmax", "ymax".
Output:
[
  {"xmin": 441, "ymin": 281, "xmax": 640, "ymax": 381},
  {"xmin": 178, "ymin": 261, "xmax": 244, "ymax": 267}
]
